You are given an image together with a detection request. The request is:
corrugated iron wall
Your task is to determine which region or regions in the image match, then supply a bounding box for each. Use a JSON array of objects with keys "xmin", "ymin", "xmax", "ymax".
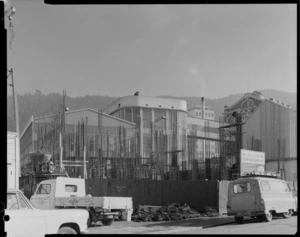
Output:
[
  {"xmin": 243, "ymin": 100, "xmax": 297, "ymax": 180},
  {"xmin": 244, "ymin": 100, "xmax": 297, "ymax": 160},
  {"xmin": 85, "ymin": 179, "xmax": 219, "ymax": 212}
]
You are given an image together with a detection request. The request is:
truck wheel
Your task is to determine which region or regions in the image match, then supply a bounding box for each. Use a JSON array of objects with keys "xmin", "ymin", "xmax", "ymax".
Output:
[
  {"xmin": 281, "ymin": 210, "xmax": 292, "ymax": 218},
  {"xmin": 57, "ymin": 227, "xmax": 77, "ymax": 234},
  {"xmin": 101, "ymin": 218, "xmax": 114, "ymax": 226},
  {"xmin": 257, "ymin": 215, "xmax": 265, "ymax": 222},
  {"xmin": 234, "ymin": 216, "xmax": 244, "ymax": 224},
  {"xmin": 264, "ymin": 212, "xmax": 272, "ymax": 222},
  {"xmin": 87, "ymin": 214, "xmax": 92, "ymax": 227}
]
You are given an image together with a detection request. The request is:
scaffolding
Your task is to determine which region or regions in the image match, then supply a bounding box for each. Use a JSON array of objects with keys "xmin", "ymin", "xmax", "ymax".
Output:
[
  {"xmin": 21, "ymin": 92, "xmax": 230, "ymax": 181},
  {"xmin": 219, "ymin": 113, "xmax": 244, "ymax": 180}
]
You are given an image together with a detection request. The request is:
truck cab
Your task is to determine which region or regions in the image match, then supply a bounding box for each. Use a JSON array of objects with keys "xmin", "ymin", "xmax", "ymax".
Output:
[{"xmin": 30, "ymin": 177, "xmax": 85, "ymax": 209}]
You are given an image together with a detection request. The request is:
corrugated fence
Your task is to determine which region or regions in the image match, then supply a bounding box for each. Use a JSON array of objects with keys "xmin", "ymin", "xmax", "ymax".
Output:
[{"xmin": 85, "ymin": 179, "xmax": 220, "ymax": 212}]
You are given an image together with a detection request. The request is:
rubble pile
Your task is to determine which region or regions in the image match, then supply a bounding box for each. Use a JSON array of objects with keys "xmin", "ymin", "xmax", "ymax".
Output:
[
  {"xmin": 201, "ymin": 206, "xmax": 219, "ymax": 217},
  {"xmin": 131, "ymin": 203, "xmax": 202, "ymax": 222}
]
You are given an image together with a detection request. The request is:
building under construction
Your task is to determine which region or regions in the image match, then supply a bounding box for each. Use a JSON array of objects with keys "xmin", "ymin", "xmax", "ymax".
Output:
[
  {"xmin": 20, "ymin": 95, "xmax": 226, "ymax": 183},
  {"xmin": 19, "ymin": 91, "xmax": 297, "ymax": 185}
]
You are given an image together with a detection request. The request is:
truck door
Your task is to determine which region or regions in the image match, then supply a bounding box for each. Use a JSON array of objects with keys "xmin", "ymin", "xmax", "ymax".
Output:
[
  {"xmin": 6, "ymin": 192, "xmax": 47, "ymax": 237},
  {"xmin": 30, "ymin": 183, "xmax": 52, "ymax": 209},
  {"xmin": 251, "ymin": 181, "xmax": 261, "ymax": 210},
  {"xmin": 229, "ymin": 180, "xmax": 257, "ymax": 213}
]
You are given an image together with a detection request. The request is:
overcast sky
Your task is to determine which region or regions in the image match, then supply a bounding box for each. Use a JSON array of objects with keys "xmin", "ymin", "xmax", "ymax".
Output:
[{"xmin": 6, "ymin": 1, "xmax": 297, "ymax": 99}]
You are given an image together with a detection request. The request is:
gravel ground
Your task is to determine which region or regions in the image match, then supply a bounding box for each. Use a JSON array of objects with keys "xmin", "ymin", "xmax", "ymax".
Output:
[{"xmin": 87, "ymin": 215, "xmax": 235, "ymax": 234}]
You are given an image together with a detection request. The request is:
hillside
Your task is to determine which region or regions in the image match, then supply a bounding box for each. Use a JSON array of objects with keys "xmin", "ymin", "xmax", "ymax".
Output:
[
  {"xmin": 159, "ymin": 89, "xmax": 297, "ymax": 119},
  {"xmin": 7, "ymin": 89, "xmax": 296, "ymax": 133}
]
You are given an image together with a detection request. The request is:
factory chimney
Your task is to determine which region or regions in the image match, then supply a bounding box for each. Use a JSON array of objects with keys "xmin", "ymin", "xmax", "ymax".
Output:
[{"xmin": 201, "ymin": 97, "xmax": 205, "ymax": 119}]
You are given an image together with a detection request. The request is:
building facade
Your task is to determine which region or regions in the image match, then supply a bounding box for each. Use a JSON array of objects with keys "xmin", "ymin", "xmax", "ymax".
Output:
[
  {"xmin": 7, "ymin": 131, "xmax": 20, "ymax": 189},
  {"xmin": 103, "ymin": 95, "xmax": 188, "ymax": 168},
  {"xmin": 223, "ymin": 91, "xmax": 297, "ymax": 181},
  {"xmin": 103, "ymin": 95, "xmax": 222, "ymax": 179},
  {"xmin": 188, "ymin": 106, "xmax": 215, "ymax": 120},
  {"xmin": 20, "ymin": 96, "xmax": 223, "ymax": 180},
  {"xmin": 20, "ymin": 109, "xmax": 137, "ymax": 179}
]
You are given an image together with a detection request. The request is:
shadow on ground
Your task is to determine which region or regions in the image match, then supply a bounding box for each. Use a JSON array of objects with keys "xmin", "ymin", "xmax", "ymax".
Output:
[{"xmin": 132, "ymin": 217, "xmax": 235, "ymax": 228}]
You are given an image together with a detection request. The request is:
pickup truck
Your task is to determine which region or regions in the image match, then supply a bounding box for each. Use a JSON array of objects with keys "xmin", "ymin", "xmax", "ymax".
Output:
[
  {"xmin": 5, "ymin": 189, "xmax": 89, "ymax": 236},
  {"xmin": 30, "ymin": 177, "xmax": 133, "ymax": 226}
]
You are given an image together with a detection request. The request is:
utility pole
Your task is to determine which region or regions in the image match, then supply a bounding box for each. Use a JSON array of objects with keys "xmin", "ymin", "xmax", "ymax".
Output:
[
  {"xmin": 1, "ymin": 3, "xmax": 8, "ymax": 234},
  {"xmin": 8, "ymin": 68, "xmax": 20, "ymax": 136}
]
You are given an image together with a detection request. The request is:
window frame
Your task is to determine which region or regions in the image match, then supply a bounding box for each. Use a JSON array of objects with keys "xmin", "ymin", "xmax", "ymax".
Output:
[
  {"xmin": 65, "ymin": 184, "xmax": 78, "ymax": 193},
  {"xmin": 17, "ymin": 193, "xmax": 31, "ymax": 210},
  {"xmin": 260, "ymin": 180, "xmax": 271, "ymax": 192},
  {"xmin": 7, "ymin": 193, "xmax": 20, "ymax": 210},
  {"xmin": 37, "ymin": 184, "xmax": 51, "ymax": 195},
  {"xmin": 233, "ymin": 182, "xmax": 251, "ymax": 194}
]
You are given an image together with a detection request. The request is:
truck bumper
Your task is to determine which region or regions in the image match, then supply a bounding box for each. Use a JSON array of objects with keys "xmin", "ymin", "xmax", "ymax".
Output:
[{"xmin": 228, "ymin": 210, "xmax": 265, "ymax": 217}]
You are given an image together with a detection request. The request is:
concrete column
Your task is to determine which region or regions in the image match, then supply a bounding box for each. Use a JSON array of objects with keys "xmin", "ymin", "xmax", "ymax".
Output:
[
  {"xmin": 151, "ymin": 108, "xmax": 155, "ymax": 157},
  {"xmin": 139, "ymin": 108, "xmax": 143, "ymax": 162},
  {"xmin": 176, "ymin": 112, "xmax": 181, "ymax": 169},
  {"xmin": 166, "ymin": 110, "xmax": 170, "ymax": 166}
]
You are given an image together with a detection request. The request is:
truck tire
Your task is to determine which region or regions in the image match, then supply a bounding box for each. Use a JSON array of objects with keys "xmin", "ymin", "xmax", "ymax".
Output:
[
  {"xmin": 57, "ymin": 227, "xmax": 77, "ymax": 234},
  {"xmin": 234, "ymin": 216, "xmax": 243, "ymax": 224},
  {"xmin": 257, "ymin": 215, "xmax": 265, "ymax": 222},
  {"xmin": 281, "ymin": 210, "xmax": 292, "ymax": 218},
  {"xmin": 87, "ymin": 214, "xmax": 92, "ymax": 227},
  {"xmin": 101, "ymin": 218, "xmax": 114, "ymax": 226},
  {"xmin": 264, "ymin": 212, "xmax": 272, "ymax": 222}
]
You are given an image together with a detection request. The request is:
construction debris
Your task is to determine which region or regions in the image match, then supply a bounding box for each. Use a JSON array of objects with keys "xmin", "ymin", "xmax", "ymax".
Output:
[
  {"xmin": 201, "ymin": 206, "xmax": 220, "ymax": 217},
  {"xmin": 131, "ymin": 203, "xmax": 220, "ymax": 222}
]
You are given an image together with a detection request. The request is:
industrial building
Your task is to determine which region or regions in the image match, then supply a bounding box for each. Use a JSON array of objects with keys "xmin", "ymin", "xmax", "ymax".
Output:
[
  {"xmin": 223, "ymin": 91, "xmax": 297, "ymax": 181},
  {"xmin": 187, "ymin": 105, "xmax": 215, "ymax": 120},
  {"xmin": 20, "ymin": 95, "xmax": 222, "ymax": 180},
  {"xmin": 103, "ymin": 95, "xmax": 222, "ymax": 180},
  {"xmin": 20, "ymin": 108, "xmax": 138, "ymax": 179},
  {"xmin": 19, "ymin": 91, "xmax": 296, "ymax": 181},
  {"xmin": 102, "ymin": 95, "xmax": 188, "ymax": 169}
]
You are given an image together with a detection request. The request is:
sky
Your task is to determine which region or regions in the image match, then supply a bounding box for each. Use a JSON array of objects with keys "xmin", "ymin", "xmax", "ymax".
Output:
[{"xmin": 5, "ymin": 1, "xmax": 297, "ymax": 99}]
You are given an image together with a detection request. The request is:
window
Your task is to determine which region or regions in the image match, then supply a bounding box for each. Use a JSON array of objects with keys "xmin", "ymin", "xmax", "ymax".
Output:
[
  {"xmin": 7, "ymin": 193, "xmax": 19, "ymax": 210},
  {"xmin": 18, "ymin": 194, "xmax": 30, "ymax": 210},
  {"xmin": 65, "ymin": 185, "xmax": 78, "ymax": 192},
  {"xmin": 233, "ymin": 182, "xmax": 251, "ymax": 194},
  {"xmin": 37, "ymin": 184, "xmax": 51, "ymax": 194},
  {"xmin": 260, "ymin": 181, "xmax": 271, "ymax": 191},
  {"xmin": 269, "ymin": 181, "xmax": 291, "ymax": 192}
]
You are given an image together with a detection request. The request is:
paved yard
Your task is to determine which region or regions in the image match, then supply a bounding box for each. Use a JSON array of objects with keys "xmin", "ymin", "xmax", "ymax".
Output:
[{"xmin": 87, "ymin": 215, "xmax": 235, "ymax": 234}]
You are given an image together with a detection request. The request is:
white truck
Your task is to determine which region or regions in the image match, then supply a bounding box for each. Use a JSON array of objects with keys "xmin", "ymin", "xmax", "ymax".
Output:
[
  {"xmin": 6, "ymin": 189, "xmax": 89, "ymax": 236},
  {"xmin": 227, "ymin": 172, "xmax": 297, "ymax": 224},
  {"xmin": 30, "ymin": 177, "xmax": 133, "ymax": 226}
]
